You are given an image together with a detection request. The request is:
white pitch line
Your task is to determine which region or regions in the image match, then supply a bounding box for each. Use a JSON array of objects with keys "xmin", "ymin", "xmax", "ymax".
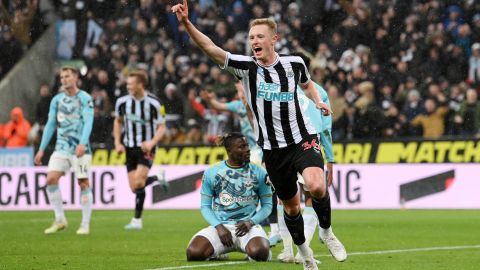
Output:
[
  {"xmin": 147, "ymin": 244, "xmax": 480, "ymax": 270},
  {"xmin": 145, "ymin": 261, "xmax": 247, "ymax": 270},
  {"xmin": 315, "ymin": 244, "xmax": 480, "ymax": 258}
]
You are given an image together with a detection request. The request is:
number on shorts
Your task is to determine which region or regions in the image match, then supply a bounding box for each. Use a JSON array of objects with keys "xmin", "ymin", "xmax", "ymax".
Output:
[{"xmin": 79, "ymin": 164, "xmax": 87, "ymax": 174}]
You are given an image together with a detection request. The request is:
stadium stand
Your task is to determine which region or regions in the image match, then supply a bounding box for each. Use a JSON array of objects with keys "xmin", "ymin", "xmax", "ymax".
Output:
[{"xmin": 1, "ymin": 0, "xmax": 480, "ymax": 148}]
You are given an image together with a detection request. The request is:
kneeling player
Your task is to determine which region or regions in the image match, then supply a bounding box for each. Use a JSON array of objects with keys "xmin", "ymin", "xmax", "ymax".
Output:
[{"xmin": 186, "ymin": 133, "xmax": 272, "ymax": 261}]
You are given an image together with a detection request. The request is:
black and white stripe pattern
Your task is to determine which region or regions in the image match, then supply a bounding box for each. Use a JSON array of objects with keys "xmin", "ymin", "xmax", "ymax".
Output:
[
  {"xmin": 223, "ymin": 53, "xmax": 316, "ymax": 150},
  {"xmin": 114, "ymin": 93, "xmax": 165, "ymax": 147}
]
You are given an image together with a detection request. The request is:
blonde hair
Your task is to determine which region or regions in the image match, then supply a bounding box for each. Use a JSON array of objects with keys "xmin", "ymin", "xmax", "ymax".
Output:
[
  {"xmin": 250, "ymin": 18, "xmax": 277, "ymax": 35},
  {"xmin": 60, "ymin": 65, "xmax": 79, "ymax": 76},
  {"xmin": 128, "ymin": 69, "xmax": 149, "ymax": 87}
]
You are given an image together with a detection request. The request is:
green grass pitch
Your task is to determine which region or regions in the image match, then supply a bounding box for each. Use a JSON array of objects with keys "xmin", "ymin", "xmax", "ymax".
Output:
[{"xmin": 1, "ymin": 210, "xmax": 479, "ymax": 270}]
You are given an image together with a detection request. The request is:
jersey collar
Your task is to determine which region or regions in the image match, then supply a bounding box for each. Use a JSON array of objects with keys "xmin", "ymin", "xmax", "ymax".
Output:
[{"xmin": 256, "ymin": 53, "xmax": 279, "ymax": 68}]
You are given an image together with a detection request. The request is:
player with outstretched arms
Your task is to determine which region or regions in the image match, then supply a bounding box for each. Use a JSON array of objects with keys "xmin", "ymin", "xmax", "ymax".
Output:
[{"xmin": 172, "ymin": 1, "xmax": 332, "ymax": 269}]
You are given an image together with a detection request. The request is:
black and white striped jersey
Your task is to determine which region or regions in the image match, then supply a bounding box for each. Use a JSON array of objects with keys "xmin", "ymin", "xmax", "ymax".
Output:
[
  {"xmin": 222, "ymin": 52, "xmax": 316, "ymax": 150},
  {"xmin": 114, "ymin": 92, "xmax": 165, "ymax": 148}
]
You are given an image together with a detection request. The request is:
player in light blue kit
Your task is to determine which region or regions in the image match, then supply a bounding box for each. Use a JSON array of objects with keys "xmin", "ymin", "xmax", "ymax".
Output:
[
  {"xmin": 277, "ymin": 52, "xmax": 347, "ymax": 263},
  {"xmin": 200, "ymin": 84, "xmax": 263, "ymax": 165},
  {"xmin": 34, "ymin": 66, "xmax": 94, "ymax": 235},
  {"xmin": 186, "ymin": 133, "xmax": 272, "ymax": 261}
]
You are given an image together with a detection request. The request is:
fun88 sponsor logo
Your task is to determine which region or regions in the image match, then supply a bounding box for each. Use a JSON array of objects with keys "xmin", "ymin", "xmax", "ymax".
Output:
[{"xmin": 257, "ymin": 82, "xmax": 294, "ymax": 102}]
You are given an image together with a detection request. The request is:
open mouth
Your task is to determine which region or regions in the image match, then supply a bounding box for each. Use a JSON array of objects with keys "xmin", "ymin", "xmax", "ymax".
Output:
[{"xmin": 253, "ymin": 47, "xmax": 262, "ymax": 54}]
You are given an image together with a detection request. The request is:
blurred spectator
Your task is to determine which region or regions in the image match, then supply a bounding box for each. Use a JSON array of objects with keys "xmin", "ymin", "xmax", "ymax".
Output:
[
  {"xmin": 383, "ymin": 104, "xmax": 407, "ymax": 138},
  {"xmin": 445, "ymin": 84, "xmax": 465, "ymax": 135},
  {"xmin": 329, "ymin": 85, "xmax": 347, "ymax": 122},
  {"xmin": 160, "ymin": 122, "xmax": 186, "ymax": 145},
  {"xmin": 338, "ymin": 50, "xmax": 361, "ymax": 72},
  {"xmin": 377, "ymin": 84, "xmax": 395, "ymax": 111},
  {"xmin": 444, "ymin": 44, "xmax": 468, "ymax": 84},
  {"xmin": 184, "ymin": 118, "xmax": 203, "ymax": 144},
  {"xmin": 411, "ymin": 99, "xmax": 449, "ymax": 138},
  {"xmin": 2, "ymin": 107, "xmax": 31, "ymax": 147},
  {"xmin": 161, "ymin": 83, "xmax": 184, "ymax": 129},
  {"xmin": 354, "ymin": 81, "xmax": 386, "ymax": 138},
  {"xmin": 443, "ymin": 5, "xmax": 465, "ymax": 35},
  {"xmin": 90, "ymin": 88, "xmax": 113, "ymax": 145},
  {"xmin": 402, "ymin": 89, "xmax": 425, "ymax": 137},
  {"xmin": 189, "ymin": 89, "xmax": 229, "ymax": 144},
  {"xmin": 0, "ymin": 0, "xmax": 38, "ymax": 47},
  {"xmin": 468, "ymin": 43, "xmax": 480, "ymax": 87},
  {"xmin": 456, "ymin": 89, "xmax": 480, "ymax": 137},
  {"xmin": 472, "ymin": 13, "xmax": 480, "ymax": 42},
  {"xmin": 336, "ymin": 103, "xmax": 361, "ymax": 140},
  {"xmin": 0, "ymin": 28, "xmax": 23, "ymax": 78},
  {"xmin": 29, "ymin": 84, "xmax": 53, "ymax": 145}
]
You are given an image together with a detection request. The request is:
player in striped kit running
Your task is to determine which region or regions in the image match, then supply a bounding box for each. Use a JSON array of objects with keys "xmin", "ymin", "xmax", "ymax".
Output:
[
  {"xmin": 114, "ymin": 70, "xmax": 168, "ymax": 230},
  {"xmin": 172, "ymin": 1, "xmax": 332, "ymax": 269}
]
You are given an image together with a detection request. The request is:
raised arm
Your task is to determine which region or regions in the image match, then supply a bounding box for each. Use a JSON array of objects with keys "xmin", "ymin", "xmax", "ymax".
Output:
[
  {"xmin": 172, "ymin": 0, "xmax": 227, "ymax": 65},
  {"xmin": 200, "ymin": 90, "xmax": 229, "ymax": 111}
]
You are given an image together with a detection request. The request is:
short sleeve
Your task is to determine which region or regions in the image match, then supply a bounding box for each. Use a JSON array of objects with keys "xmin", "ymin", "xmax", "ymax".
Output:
[
  {"xmin": 114, "ymin": 98, "xmax": 124, "ymax": 118},
  {"xmin": 153, "ymin": 104, "xmax": 166, "ymax": 125},
  {"xmin": 298, "ymin": 58, "xmax": 311, "ymax": 85},
  {"xmin": 221, "ymin": 52, "xmax": 253, "ymax": 79}
]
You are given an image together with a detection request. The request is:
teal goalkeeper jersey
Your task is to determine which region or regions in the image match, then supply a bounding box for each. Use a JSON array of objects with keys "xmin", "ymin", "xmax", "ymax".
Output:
[
  {"xmin": 226, "ymin": 100, "xmax": 258, "ymax": 150},
  {"xmin": 200, "ymin": 161, "xmax": 273, "ymax": 227},
  {"xmin": 39, "ymin": 90, "xmax": 94, "ymax": 155},
  {"xmin": 297, "ymin": 82, "xmax": 334, "ymax": 163}
]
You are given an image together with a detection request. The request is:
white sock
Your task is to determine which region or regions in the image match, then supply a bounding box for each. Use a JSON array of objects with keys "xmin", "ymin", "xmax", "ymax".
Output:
[
  {"xmin": 270, "ymin": 223, "xmax": 279, "ymax": 235},
  {"xmin": 133, "ymin": 217, "xmax": 142, "ymax": 223},
  {"xmin": 303, "ymin": 207, "xmax": 318, "ymax": 246},
  {"xmin": 47, "ymin": 185, "xmax": 65, "ymax": 222},
  {"xmin": 277, "ymin": 205, "xmax": 293, "ymax": 253},
  {"xmin": 80, "ymin": 187, "xmax": 93, "ymax": 227},
  {"xmin": 297, "ymin": 242, "xmax": 311, "ymax": 257},
  {"xmin": 320, "ymin": 226, "xmax": 333, "ymax": 239}
]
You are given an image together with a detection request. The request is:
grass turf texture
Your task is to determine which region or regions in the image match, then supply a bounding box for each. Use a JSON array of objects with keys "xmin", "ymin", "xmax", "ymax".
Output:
[{"xmin": 1, "ymin": 210, "xmax": 479, "ymax": 270}]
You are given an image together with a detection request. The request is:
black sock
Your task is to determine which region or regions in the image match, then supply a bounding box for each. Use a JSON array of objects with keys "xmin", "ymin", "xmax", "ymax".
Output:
[
  {"xmin": 312, "ymin": 191, "xmax": 331, "ymax": 229},
  {"xmin": 145, "ymin": 176, "xmax": 158, "ymax": 187},
  {"xmin": 134, "ymin": 188, "xmax": 146, "ymax": 219},
  {"xmin": 268, "ymin": 192, "xmax": 278, "ymax": 224},
  {"xmin": 283, "ymin": 211, "xmax": 306, "ymax": 245}
]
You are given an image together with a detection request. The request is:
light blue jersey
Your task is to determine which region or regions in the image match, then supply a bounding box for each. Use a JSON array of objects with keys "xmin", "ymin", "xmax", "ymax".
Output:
[
  {"xmin": 39, "ymin": 90, "xmax": 94, "ymax": 155},
  {"xmin": 226, "ymin": 100, "xmax": 257, "ymax": 150},
  {"xmin": 200, "ymin": 161, "xmax": 273, "ymax": 227},
  {"xmin": 298, "ymin": 82, "xmax": 334, "ymax": 163}
]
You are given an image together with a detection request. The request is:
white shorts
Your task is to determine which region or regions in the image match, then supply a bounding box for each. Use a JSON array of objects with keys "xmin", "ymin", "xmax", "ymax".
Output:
[
  {"xmin": 47, "ymin": 151, "xmax": 92, "ymax": 179},
  {"xmin": 250, "ymin": 146, "xmax": 263, "ymax": 165},
  {"xmin": 297, "ymin": 173, "xmax": 309, "ymax": 191},
  {"xmin": 188, "ymin": 224, "xmax": 268, "ymax": 258},
  {"xmin": 297, "ymin": 171, "xmax": 329, "ymax": 192}
]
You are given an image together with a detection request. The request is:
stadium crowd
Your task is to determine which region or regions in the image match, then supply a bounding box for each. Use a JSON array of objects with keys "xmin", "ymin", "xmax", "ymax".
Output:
[
  {"xmin": 0, "ymin": 0, "xmax": 53, "ymax": 79},
  {"xmin": 2, "ymin": 0, "xmax": 480, "ymax": 149}
]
